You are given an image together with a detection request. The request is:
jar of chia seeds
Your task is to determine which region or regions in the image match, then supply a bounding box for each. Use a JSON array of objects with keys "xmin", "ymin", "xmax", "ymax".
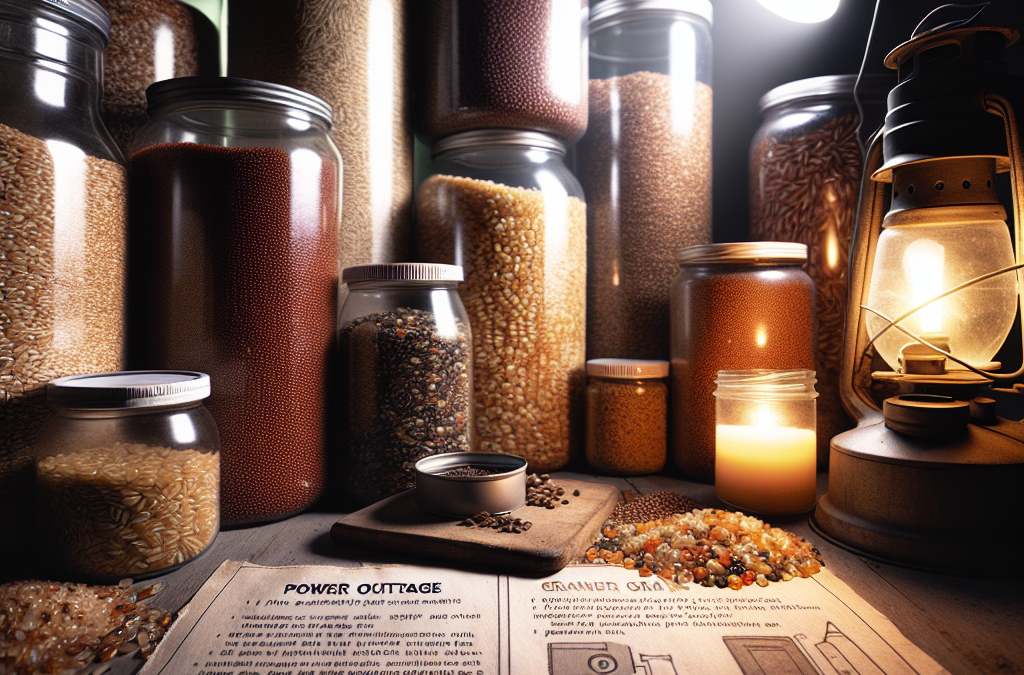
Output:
[
  {"xmin": 336, "ymin": 263, "xmax": 473, "ymax": 508},
  {"xmin": 578, "ymin": 0, "xmax": 713, "ymax": 362},
  {"xmin": 411, "ymin": 0, "xmax": 589, "ymax": 143},
  {"xmin": 416, "ymin": 130, "xmax": 587, "ymax": 473},
  {"xmin": 0, "ymin": 0, "xmax": 127, "ymax": 553},
  {"xmin": 128, "ymin": 77, "xmax": 341, "ymax": 525},
  {"xmin": 35, "ymin": 371, "xmax": 220, "ymax": 582},
  {"xmin": 749, "ymin": 74, "xmax": 891, "ymax": 468},
  {"xmin": 670, "ymin": 243, "xmax": 815, "ymax": 483},
  {"xmin": 585, "ymin": 359, "xmax": 668, "ymax": 476}
]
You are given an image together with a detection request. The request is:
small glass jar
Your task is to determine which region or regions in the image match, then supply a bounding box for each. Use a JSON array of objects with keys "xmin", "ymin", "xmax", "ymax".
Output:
[
  {"xmin": 337, "ymin": 263, "xmax": 473, "ymax": 508},
  {"xmin": 0, "ymin": 0, "xmax": 127, "ymax": 551},
  {"xmin": 670, "ymin": 243, "xmax": 815, "ymax": 483},
  {"xmin": 411, "ymin": 0, "xmax": 589, "ymax": 143},
  {"xmin": 128, "ymin": 77, "xmax": 341, "ymax": 525},
  {"xmin": 749, "ymin": 74, "xmax": 891, "ymax": 466},
  {"xmin": 714, "ymin": 370, "xmax": 817, "ymax": 516},
  {"xmin": 585, "ymin": 359, "xmax": 668, "ymax": 476},
  {"xmin": 98, "ymin": 0, "xmax": 219, "ymax": 155},
  {"xmin": 35, "ymin": 371, "xmax": 220, "ymax": 581},
  {"xmin": 416, "ymin": 130, "xmax": 587, "ymax": 472},
  {"xmin": 578, "ymin": 0, "xmax": 713, "ymax": 360}
]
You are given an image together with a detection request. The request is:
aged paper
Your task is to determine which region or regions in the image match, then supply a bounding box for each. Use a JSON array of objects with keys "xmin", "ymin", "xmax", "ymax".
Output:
[{"xmin": 142, "ymin": 562, "xmax": 948, "ymax": 675}]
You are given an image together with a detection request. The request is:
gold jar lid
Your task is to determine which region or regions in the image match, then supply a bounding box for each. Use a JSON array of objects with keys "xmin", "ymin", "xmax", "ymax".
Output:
[{"xmin": 676, "ymin": 242, "xmax": 807, "ymax": 265}]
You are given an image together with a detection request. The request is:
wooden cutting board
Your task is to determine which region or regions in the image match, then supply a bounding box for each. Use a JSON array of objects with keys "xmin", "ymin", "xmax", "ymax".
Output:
[{"xmin": 331, "ymin": 479, "xmax": 619, "ymax": 574}]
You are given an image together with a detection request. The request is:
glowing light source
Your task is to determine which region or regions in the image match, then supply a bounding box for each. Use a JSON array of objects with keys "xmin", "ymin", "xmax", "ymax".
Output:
[{"xmin": 756, "ymin": 0, "xmax": 840, "ymax": 23}]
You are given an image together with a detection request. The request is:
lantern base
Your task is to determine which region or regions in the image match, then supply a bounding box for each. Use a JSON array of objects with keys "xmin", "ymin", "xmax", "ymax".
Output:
[{"xmin": 812, "ymin": 416, "xmax": 1024, "ymax": 574}]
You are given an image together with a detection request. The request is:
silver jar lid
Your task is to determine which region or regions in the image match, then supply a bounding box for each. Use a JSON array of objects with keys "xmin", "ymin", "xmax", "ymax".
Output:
[
  {"xmin": 431, "ymin": 130, "xmax": 566, "ymax": 158},
  {"xmin": 590, "ymin": 0, "xmax": 713, "ymax": 31},
  {"xmin": 29, "ymin": 0, "xmax": 110, "ymax": 39},
  {"xmin": 146, "ymin": 77, "xmax": 334, "ymax": 127},
  {"xmin": 48, "ymin": 371, "xmax": 211, "ymax": 409},
  {"xmin": 759, "ymin": 74, "xmax": 895, "ymax": 114},
  {"xmin": 587, "ymin": 358, "xmax": 669, "ymax": 379},
  {"xmin": 676, "ymin": 242, "xmax": 807, "ymax": 265},
  {"xmin": 342, "ymin": 263, "xmax": 464, "ymax": 284}
]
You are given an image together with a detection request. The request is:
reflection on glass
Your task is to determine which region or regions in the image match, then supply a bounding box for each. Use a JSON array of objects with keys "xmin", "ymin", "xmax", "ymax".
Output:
[
  {"xmin": 154, "ymin": 24, "xmax": 176, "ymax": 83},
  {"xmin": 46, "ymin": 139, "xmax": 87, "ymax": 350},
  {"xmin": 368, "ymin": 0, "xmax": 395, "ymax": 260},
  {"xmin": 170, "ymin": 412, "xmax": 198, "ymax": 444},
  {"xmin": 290, "ymin": 148, "xmax": 324, "ymax": 238}
]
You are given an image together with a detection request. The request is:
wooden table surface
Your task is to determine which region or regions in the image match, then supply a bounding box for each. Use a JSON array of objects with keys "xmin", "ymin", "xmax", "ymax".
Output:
[{"xmin": 77, "ymin": 472, "xmax": 1023, "ymax": 675}]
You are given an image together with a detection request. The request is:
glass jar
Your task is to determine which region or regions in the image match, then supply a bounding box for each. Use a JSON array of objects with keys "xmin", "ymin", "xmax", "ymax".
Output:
[
  {"xmin": 714, "ymin": 370, "xmax": 817, "ymax": 516},
  {"xmin": 749, "ymin": 74, "xmax": 891, "ymax": 467},
  {"xmin": 98, "ymin": 0, "xmax": 219, "ymax": 155},
  {"xmin": 0, "ymin": 0, "xmax": 127, "ymax": 551},
  {"xmin": 228, "ymin": 0, "xmax": 413, "ymax": 300},
  {"xmin": 411, "ymin": 0, "xmax": 589, "ymax": 144},
  {"xmin": 578, "ymin": 0, "xmax": 713, "ymax": 361},
  {"xmin": 416, "ymin": 130, "xmax": 587, "ymax": 472},
  {"xmin": 128, "ymin": 77, "xmax": 341, "ymax": 525},
  {"xmin": 35, "ymin": 371, "xmax": 220, "ymax": 581},
  {"xmin": 585, "ymin": 359, "xmax": 668, "ymax": 476},
  {"xmin": 670, "ymin": 243, "xmax": 815, "ymax": 483},
  {"xmin": 337, "ymin": 263, "xmax": 473, "ymax": 508}
]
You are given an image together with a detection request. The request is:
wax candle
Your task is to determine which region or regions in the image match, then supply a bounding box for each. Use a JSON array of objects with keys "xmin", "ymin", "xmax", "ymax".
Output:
[
  {"xmin": 713, "ymin": 369, "xmax": 818, "ymax": 516},
  {"xmin": 715, "ymin": 424, "xmax": 817, "ymax": 515}
]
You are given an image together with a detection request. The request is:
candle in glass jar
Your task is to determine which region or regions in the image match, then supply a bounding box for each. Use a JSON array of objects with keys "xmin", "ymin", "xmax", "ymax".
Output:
[{"xmin": 715, "ymin": 423, "xmax": 816, "ymax": 515}]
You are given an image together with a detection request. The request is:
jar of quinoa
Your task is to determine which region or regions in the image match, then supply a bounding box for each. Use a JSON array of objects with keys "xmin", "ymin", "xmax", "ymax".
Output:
[
  {"xmin": 411, "ymin": 0, "xmax": 589, "ymax": 144},
  {"xmin": 585, "ymin": 359, "xmax": 668, "ymax": 476},
  {"xmin": 0, "ymin": 0, "xmax": 127, "ymax": 552},
  {"xmin": 336, "ymin": 263, "xmax": 473, "ymax": 508},
  {"xmin": 36, "ymin": 371, "xmax": 220, "ymax": 582},
  {"xmin": 128, "ymin": 77, "xmax": 340, "ymax": 525},
  {"xmin": 416, "ymin": 130, "xmax": 587, "ymax": 472},
  {"xmin": 670, "ymin": 243, "xmax": 815, "ymax": 483}
]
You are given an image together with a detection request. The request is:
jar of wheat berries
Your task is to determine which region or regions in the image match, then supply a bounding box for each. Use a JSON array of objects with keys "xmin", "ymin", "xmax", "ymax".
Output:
[
  {"xmin": 35, "ymin": 371, "xmax": 220, "ymax": 582},
  {"xmin": 749, "ymin": 74, "xmax": 890, "ymax": 467},
  {"xmin": 670, "ymin": 243, "xmax": 815, "ymax": 483}
]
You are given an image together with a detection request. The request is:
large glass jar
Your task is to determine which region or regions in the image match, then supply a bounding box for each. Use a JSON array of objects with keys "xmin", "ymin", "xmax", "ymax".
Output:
[
  {"xmin": 228, "ymin": 0, "xmax": 413, "ymax": 304},
  {"xmin": 416, "ymin": 130, "xmax": 587, "ymax": 472},
  {"xmin": 670, "ymin": 243, "xmax": 815, "ymax": 483},
  {"xmin": 0, "ymin": 0, "xmax": 126, "ymax": 552},
  {"xmin": 749, "ymin": 74, "xmax": 891, "ymax": 467},
  {"xmin": 336, "ymin": 263, "xmax": 473, "ymax": 508},
  {"xmin": 98, "ymin": 0, "xmax": 219, "ymax": 155},
  {"xmin": 128, "ymin": 77, "xmax": 341, "ymax": 526},
  {"xmin": 577, "ymin": 0, "xmax": 712, "ymax": 361},
  {"xmin": 35, "ymin": 371, "xmax": 220, "ymax": 581},
  {"xmin": 411, "ymin": 0, "xmax": 589, "ymax": 144}
]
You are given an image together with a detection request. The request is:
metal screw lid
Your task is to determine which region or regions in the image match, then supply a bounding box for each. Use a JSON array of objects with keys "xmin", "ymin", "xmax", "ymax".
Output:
[
  {"xmin": 342, "ymin": 263, "xmax": 464, "ymax": 284},
  {"xmin": 759, "ymin": 74, "xmax": 895, "ymax": 115},
  {"xmin": 587, "ymin": 358, "xmax": 670, "ymax": 379},
  {"xmin": 590, "ymin": 0, "xmax": 713, "ymax": 31},
  {"xmin": 29, "ymin": 0, "xmax": 110, "ymax": 39},
  {"xmin": 146, "ymin": 77, "xmax": 333, "ymax": 127},
  {"xmin": 431, "ymin": 129, "xmax": 566, "ymax": 158},
  {"xmin": 47, "ymin": 371, "xmax": 211, "ymax": 409},
  {"xmin": 676, "ymin": 242, "xmax": 807, "ymax": 265}
]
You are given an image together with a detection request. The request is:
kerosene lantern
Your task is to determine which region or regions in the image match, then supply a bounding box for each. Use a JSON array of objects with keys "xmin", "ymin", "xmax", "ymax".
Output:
[{"xmin": 812, "ymin": 8, "xmax": 1024, "ymax": 570}]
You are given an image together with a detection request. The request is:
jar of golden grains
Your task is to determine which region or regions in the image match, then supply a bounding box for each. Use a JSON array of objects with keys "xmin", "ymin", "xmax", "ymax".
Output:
[
  {"xmin": 585, "ymin": 359, "xmax": 668, "ymax": 476},
  {"xmin": 35, "ymin": 371, "xmax": 220, "ymax": 582}
]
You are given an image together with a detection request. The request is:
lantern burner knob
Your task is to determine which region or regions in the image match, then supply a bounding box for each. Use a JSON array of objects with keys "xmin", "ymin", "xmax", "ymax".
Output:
[{"xmin": 883, "ymin": 394, "xmax": 971, "ymax": 436}]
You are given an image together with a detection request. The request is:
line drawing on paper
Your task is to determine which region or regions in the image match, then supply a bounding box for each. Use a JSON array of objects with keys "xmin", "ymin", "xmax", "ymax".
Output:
[{"xmin": 547, "ymin": 642, "xmax": 678, "ymax": 675}]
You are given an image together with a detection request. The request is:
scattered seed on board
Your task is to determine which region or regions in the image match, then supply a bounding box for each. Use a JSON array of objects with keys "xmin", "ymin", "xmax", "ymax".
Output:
[{"xmin": 457, "ymin": 511, "xmax": 532, "ymax": 534}]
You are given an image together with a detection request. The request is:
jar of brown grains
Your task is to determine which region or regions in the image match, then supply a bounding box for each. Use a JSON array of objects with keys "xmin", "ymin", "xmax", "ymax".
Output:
[
  {"xmin": 0, "ymin": 0, "xmax": 127, "ymax": 552},
  {"xmin": 577, "ymin": 0, "xmax": 713, "ymax": 361},
  {"xmin": 749, "ymin": 74, "xmax": 890, "ymax": 467},
  {"xmin": 670, "ymin": 243, "xmax": 816, "ymax": 483},
  {"xmin": 585, "ymin": 359, "xmax": 668, "ymax": 476},
  {"xmin": 416, "ymin": 130, "xmax": 587, "ymax": 472},
  {"xmin": 35, "ymin": 371, "xmax": 220, "ymax": 582},
  {"xmin": 336, "ymin": 263, "xmax": 473, "ymax": 508},
  {"xmin": 411, "ymin": 0, "xmax": 589, "ymax": 144},
  {"xmin": 128, "ymin": 77, "xmax": 340, "ymax": 525}
]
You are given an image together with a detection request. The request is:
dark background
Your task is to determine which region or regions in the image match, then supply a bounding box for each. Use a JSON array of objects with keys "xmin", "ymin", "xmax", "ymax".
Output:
[{"xmin": 702, "ymin": 0, "xmax": 1024, "ymax": 243}]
